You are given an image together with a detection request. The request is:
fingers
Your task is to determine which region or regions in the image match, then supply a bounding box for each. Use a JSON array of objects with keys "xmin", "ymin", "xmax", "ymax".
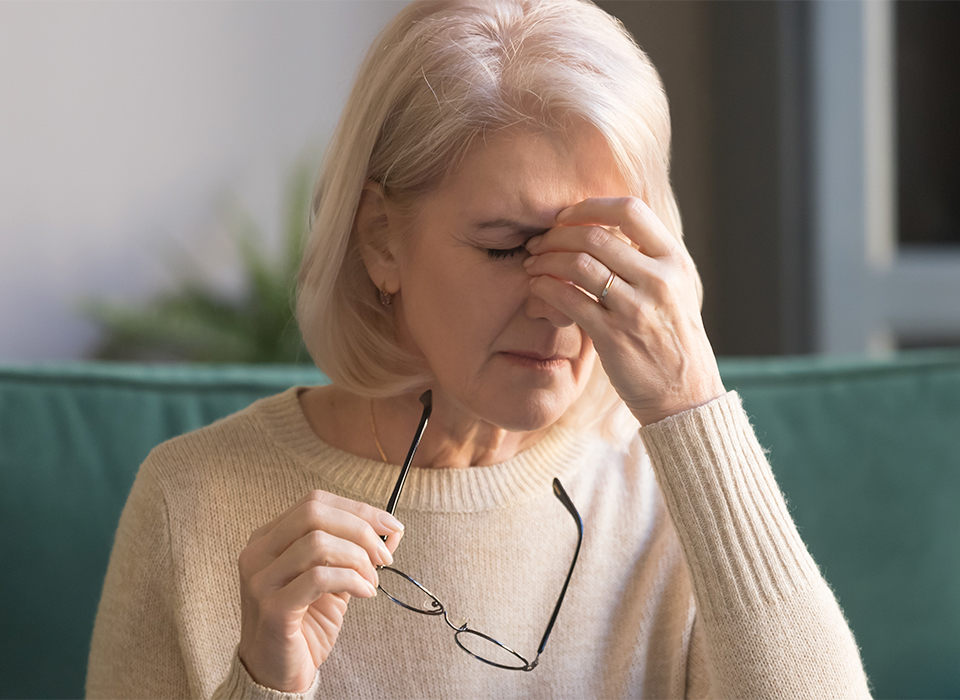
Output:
[
  {"xmin": 528, "ymin": 273, "xmax": 606, "ymax": 331},
  {"xmin": 237, "ymin": 490, "xmax": 403, "ymax": 690},
  {"xmin": 250, "ymin": 489, "xmax": 403, "ymax": 545},
  {"xmin": 248, "ymin": 530, "xmax": 381, "ymax": 612},
  {"xmin": 382, "ymin": 529, "xmax": 403, "ymax": 557},
  {"xmin": 555, "ymin": 197, "xmax": 677, "ymax": 259},
  {"xmin": 248, "ymin": 491, "xmax": 403, "ymax": 569},
  {"xmin": 522, "ymin": 196, "xmax": 693, "ymax": 338},
  {"xmin": 240, "ymin": 490, "xmax": 405, "ymax": 609},
  {"xmin": 273, "ymin": 528, "xmax": 381, "ymax": 589},
  {"xmin": 271, "ymin": 565, "xmax": 377, "ymax": 617},
  {"xmin": 523, "ymin": 250, "xmax": 621, "ymax": 313},
  {"xmin": 523, "ymin": 196, "xmax": 689, "ymax": 317},
  {"xmin": 525, "ymin": 228, "xmax": 659, "ymax": 298}
]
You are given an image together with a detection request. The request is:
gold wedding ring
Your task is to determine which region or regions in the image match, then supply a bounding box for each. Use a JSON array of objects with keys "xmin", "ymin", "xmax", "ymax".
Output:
[{"xmin": 599, "ymin": 270, "xmax": 616, "ymax": 306}]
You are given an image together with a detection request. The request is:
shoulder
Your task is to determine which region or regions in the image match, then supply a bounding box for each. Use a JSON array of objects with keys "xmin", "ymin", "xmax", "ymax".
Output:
[
  {"xmin": 135, "ymin": 388, "xmax": 315, "ymax": 530},
  {"xmin": 144, "ymin": 391, "xmax": 287, "ymax": 485}
]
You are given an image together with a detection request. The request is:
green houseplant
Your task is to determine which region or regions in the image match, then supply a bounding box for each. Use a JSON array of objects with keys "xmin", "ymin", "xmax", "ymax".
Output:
[{"xmin": 85, "ymin": 164, "xmax": 315, "ymax": 364}]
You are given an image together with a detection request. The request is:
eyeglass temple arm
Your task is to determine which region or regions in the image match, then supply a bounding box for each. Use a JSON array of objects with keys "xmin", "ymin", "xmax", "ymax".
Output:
[
  {"xmin": 384, "ymin": 390, "xmax": 432, "ymax": 518},
  {"xmin": 535, "ymin": 478, "xmax": 584, "ymax": 657}
]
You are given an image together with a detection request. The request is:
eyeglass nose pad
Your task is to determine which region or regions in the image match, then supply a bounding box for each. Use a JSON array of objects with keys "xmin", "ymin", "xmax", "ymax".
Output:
[{"xmin": 450, "ymin": 616, "xmax": 468, "ymax": 630}]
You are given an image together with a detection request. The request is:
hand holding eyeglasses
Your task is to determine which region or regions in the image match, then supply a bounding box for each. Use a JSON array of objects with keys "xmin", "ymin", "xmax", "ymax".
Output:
[
  {"xmin": 235, "ymin": 390, "xmax": 579, "ymax": 690},
  {"xmin": 375, "ymin": 391, "xmax": 582, "ymax": 672},
  {"xmin": 236, "ymin": 488, "xmax": 405, "ymax": 692}
]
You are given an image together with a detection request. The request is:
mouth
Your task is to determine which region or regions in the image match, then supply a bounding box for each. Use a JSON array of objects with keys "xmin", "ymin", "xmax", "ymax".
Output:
[{"xmin": 499, "ymin": 351, "xmax": 571, "ymax": 370}]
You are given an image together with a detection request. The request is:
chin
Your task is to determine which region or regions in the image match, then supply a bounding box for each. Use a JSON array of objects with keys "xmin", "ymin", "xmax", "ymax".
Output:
[{"xmin": 478, "ymin": 386, "xmax": 578, "ymax": 433}]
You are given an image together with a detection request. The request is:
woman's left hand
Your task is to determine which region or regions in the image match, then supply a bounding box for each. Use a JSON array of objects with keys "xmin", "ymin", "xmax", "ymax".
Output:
[{"xmin": 524, "ymin": 196, "xmax": 725, "ymax": 426}]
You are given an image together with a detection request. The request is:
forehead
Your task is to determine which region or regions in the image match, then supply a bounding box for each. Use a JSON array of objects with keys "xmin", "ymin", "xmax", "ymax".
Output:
[{"xmin": 420, "ymin": 125, "xmax": 629, "ymax": 223}]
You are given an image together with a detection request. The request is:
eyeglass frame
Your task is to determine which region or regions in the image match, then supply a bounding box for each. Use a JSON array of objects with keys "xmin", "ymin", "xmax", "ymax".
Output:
[{"xmin": 377, "ymin": 390, "xmax": 584, "ymax": 671}]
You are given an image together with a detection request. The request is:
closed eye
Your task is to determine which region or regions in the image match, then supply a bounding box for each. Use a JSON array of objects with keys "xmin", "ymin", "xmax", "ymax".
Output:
[{"xmin": 486, "ymin": 245, "xmax": 528, "ymax": 260}]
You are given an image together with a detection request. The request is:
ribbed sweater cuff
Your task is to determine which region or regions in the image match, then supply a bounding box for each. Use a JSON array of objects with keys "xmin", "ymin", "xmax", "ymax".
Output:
[
  {"xmin": 639, "ymin": 391, "xmax": 820, "ymax": 621},
  {"xmin": 212, "ymin": 650, "xmax": 321, "ymax": 700}
]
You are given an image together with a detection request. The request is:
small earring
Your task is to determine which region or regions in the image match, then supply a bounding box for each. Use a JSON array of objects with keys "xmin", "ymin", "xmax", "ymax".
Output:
[{"xmin": 379, "ymin": 285, "xmax": 393, "ymax": 306}]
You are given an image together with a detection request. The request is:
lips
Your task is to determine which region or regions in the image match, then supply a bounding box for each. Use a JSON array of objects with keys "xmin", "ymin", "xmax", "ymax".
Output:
[
  {"xmin": 498, "ymin": 350, "xmax": 577, "ymax": 372},
  {"xmin": 496, "ymin": 332, "xmax": 583, "ymax": 365},
  {"xmin": 503, "ymin": 350, "xmax": 568, "ymax": 362}
]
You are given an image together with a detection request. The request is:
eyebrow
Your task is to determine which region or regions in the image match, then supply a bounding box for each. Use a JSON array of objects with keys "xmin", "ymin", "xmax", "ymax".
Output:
[{"xmin": 473, "ymin": 218, "xmax": 552, "ymax": 237}]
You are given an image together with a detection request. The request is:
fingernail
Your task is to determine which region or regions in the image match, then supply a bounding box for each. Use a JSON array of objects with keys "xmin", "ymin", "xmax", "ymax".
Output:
[
  {"xmin": 526, "ymin": 234, "xmax": 543, "ymax": 251},
  {"xmin": 523, "ymin": 254, "xmax": 538, "ymax": 268},
  {"xmin": 366, "ymin": 581, "xmax": 378, "ymax": 597},
  {"xmin": 556, "ymin": 207, "xmax": 573, "ymax": 222},
  {"xmin": 377, "ymin": 540, "xmax": 394, "ymax": 567},
  {"xmin": 378, "ymin": 512, "xmax": 404, "ymax": 532}
]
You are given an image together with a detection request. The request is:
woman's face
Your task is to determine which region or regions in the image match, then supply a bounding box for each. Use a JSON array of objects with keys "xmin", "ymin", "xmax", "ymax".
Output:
[{"xmin": 390, "ymin": 125, "xmax": 630, "ymax": 432}]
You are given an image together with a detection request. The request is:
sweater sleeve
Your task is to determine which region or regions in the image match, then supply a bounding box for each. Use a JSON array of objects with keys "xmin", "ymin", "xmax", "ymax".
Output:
[
  {"xmin": 85, "ymin": 457, "xmax": 314, "ymax": 700},
  {"xmin": 639, "ymin": 391, "xmax": 871, "ymax": 700},
  {"xmin": 86, "ymin": 461, "xmax": 193, "ymax": 698},
  {"xmin": 212, "ymin": 652, "xmax": 321, "ymax": 700}
]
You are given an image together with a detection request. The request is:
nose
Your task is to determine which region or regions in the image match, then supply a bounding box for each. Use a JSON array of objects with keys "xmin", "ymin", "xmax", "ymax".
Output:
[{"xmin": 524, "ymin": 287, "xmax": 576, "ymax": 327}]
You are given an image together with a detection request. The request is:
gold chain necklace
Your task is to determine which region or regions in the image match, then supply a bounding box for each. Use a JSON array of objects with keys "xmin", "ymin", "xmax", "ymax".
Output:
[{"xmin": 370, "ymin": 399, "xmax": 389, "ymax": 463}]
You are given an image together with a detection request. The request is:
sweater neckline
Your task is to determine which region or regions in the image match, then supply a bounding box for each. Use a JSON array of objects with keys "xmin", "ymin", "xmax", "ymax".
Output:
[{"xmin": 253, "ymin": 387, "xmax": 591, "ymax": 513}]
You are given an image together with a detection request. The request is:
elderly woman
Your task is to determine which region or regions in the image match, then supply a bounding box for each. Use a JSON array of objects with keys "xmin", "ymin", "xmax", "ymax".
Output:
[{"xmin": 87, "ymin": 1, "xmax": 870, "ymax": 698}]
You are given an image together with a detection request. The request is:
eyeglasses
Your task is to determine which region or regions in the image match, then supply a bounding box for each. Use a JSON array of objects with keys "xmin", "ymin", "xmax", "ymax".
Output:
[{"xmin": 377, "ymin": 390, "xmax": 583, "ymax": 671}]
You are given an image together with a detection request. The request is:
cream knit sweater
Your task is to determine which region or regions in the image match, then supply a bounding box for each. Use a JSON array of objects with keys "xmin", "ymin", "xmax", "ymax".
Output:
[{"xmin": 86, "ymin": 389, "xmax": 870, "ymax": 699}]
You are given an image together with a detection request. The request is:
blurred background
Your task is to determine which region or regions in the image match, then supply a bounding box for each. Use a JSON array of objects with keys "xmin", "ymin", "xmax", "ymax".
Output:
[{"xmin": 1, "ymin": 0, "xmax": 958, "ymax": 363}]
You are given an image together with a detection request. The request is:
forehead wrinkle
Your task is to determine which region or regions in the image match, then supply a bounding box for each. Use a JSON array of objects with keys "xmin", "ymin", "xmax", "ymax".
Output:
[
  {"xmin": 424, "ymin": 124, "xmax": 626, "ymax": 236},
  {"xmin": 473, "ymin": 218, "xmax": 552, "ymax": 235}
]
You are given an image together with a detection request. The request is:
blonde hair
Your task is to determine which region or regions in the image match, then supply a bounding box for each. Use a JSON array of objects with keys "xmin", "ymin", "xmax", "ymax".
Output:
[{"xmin": 297, "ymin": 0, "xmax": 690, "ymax": 434}]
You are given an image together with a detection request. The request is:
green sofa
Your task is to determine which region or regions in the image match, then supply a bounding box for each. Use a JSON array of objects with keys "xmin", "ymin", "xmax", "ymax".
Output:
[{"xmin": 1, "ymin": 354, "xmax": 959, "ymax": 699}]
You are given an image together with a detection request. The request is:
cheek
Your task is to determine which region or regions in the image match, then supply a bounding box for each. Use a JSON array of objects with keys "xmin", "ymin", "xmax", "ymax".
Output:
[
  {"xmin": 401, "ymin": 261, "xmax": 525, "ymax": 362},
  {"xmin": 573, "ymin": 333, "xmax": 596, "ymax": 378}
]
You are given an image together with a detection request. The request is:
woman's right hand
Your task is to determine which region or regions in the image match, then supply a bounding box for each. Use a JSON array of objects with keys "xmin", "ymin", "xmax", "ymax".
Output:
[{"xmin": 237, "ymin": 490, "xmax": 404, "ymax": 692}]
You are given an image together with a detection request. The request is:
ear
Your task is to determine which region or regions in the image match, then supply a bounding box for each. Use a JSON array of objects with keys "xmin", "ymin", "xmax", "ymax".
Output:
[{"xmin": 355, "ymin": 180, "xmax": 401, "ymax": 294}]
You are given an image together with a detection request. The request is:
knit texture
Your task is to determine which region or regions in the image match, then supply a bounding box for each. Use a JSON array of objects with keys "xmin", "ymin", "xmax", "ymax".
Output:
[{"xmin": 86, "ymin": 389, "xmax": 870, "ymax": 699}]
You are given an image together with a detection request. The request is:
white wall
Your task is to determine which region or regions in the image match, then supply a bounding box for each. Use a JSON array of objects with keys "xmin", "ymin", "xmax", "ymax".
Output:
[{"xmin": 0, "ymin": 0, "xmax": 402, "ymax": 362}]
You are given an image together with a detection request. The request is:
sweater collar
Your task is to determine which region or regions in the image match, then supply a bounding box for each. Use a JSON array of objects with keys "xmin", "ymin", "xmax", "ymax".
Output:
[{"xmin": 254, "ymin": 387, "xmax": 591, "ymax": 513}]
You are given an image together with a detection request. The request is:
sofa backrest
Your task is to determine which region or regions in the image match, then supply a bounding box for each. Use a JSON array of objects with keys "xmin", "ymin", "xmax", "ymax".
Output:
[
  {"xmin": 719, "ymin": 352, "xmax": 960, "ymax": 699},
  {"xmin": 0, "ymin": 363, "xmax": 325, "ymax": 699},
  {"xmin": 1, "ymin": 354, "xmax": 958, "ymax": 699}
]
